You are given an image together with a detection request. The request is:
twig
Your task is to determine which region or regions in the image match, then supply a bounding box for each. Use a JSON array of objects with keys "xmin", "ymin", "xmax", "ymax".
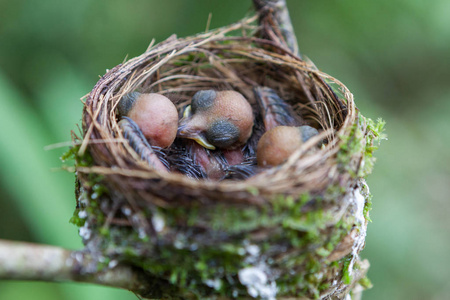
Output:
[
  {"xmin": 0, "ymin": 239, "xmax": 159, "ymax": 299},
  {"xmin": 252, "ymin": 0, "xmax": 300, "ymax": 57}
]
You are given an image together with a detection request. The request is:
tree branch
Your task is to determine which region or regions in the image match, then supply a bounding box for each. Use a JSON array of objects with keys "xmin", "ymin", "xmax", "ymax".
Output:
[
  {"xmin": 252, "ymin": 0, "xmax": 300, "ymax": 57},
  {"xmin": 0, "ymin": 239, "xmax": 157, "ymax": 298}
]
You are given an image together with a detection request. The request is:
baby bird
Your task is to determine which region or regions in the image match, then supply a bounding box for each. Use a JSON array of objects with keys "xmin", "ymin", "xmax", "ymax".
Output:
[
  {"xmin": 118, "ymin": 92, "xmax": 178, "ymax": 148},
  {"xmin": 253, "ymin": 87, "xmax": 319, "ymax": 167},
  {"xmin": 167, "ymin": 105, "xmax": 229, "ymax": 181},
  {"xmin": 177, "ymin": 90, "xmax": 254, "ymax": 150},
  {"xmin": 256, "ymin": 125, "xmax": 319, "ymax": 167}
]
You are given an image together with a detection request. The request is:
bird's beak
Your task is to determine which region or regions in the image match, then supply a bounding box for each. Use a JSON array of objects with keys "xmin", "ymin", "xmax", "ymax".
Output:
[
  {"xmin": 178, "ymin": 107, "xmax": 216, "ymax": 150},
  {"xmin": 190, "ymin": 135, "xmax": 216, "ymax": 150},
  {"xmin": 182, "ymin": 105, "xmax": 192, "ymax": 118},
  {"xmin": 177, "ymin": 127, "xmax": 216, "ymax": 150}
]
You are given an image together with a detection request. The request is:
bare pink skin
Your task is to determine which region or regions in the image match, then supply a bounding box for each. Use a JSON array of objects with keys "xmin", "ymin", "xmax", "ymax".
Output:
[
  {"xmin": 190, "ymin": 142, "xmax": 225, "ymax": 180},
  {"xmin": 223, "ymin": 148, "xmax": 244, "ymax": 166},
  {"xmin": 128, "ymin": 93, "xmax": 178, "ymax": 148},
  {"xmin": 256, "ymin": 126, "xmax": 303, "ymax": 167}
]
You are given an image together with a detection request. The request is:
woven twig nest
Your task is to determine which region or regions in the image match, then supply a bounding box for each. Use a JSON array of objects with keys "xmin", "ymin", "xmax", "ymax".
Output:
[{"xmin": 73, "ymin": 15, "xmax": 383, "ymax": 300}]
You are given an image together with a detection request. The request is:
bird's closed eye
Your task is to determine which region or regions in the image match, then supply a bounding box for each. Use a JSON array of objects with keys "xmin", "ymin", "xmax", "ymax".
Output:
[{"xmin": 205, "ymin": 120, "xmax": 240, "ymax": 149}]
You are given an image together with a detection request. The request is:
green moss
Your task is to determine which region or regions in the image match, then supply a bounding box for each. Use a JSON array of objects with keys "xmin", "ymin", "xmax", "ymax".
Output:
[
  {"xmin": 360, "ymin": 117, "xmax": 386, "ymax": 177},
  {"xmin": 70, "ymin": 189, "xmax": 89, "ymax": 227},
  {"xmin": 96, "ymin": 256, "xmax": 111, "ymax": 272},
  {"xmin": 99, "ymin": 226, "xmax": 110, "ymax": 236},
  {"xmin": 160, "ymin": 203, "xmax": 277, "ymax": 235},
  {"xmin": 337, "ymin": 115, "xmax": 386, "ymax": 178},
  {"xmin": 272, "ymin": 193, "xmax": 310, "ymax": 213},
  {"xmin": 275, "ymin": 219, "xmax": 355, "ymax": 297},
  {"xmin": 337, "ymin": 122, "xmax": 364, "ymax": 178},
  {"xmin": 316, "ymin": 247, "xmax": 331, "ymax": 257},
  {"xmin": 273, "ymin": 193, "xmax": 332, "ymax": 245},
  {"xmin": 283, "ymin": 208, "xmax": 330, "ymax": 233},
  {"xmin": 276, "ymin": 253, "xmax": 328, "ymax": 298},
  {"xmin": 318, "ymin": 281, "xmax": 330, "ymax": 292},
  {"xmin": 277, "ymin": 273, "xmax": 305, "ymax": 295},
  {"xmin": 60, "ymin": 145, "xmax": 78, "ymax": 163},
  {"xmin": 323, "ymin": 220, "xmax": 352, "ymax": 256},
  {"xmin": 69, "ymin": 209, "xmax": 85, "ymax": 227},
  {"xmin": 358, "ymin": 275, "xmax": 373, "ymax": 289},
  {"xmin": 92, "ymin": 183, "xmax": 108, "ymax": 197},
  {"xmin": 341, "ymin": 255, "xmax": 353, "ymax": 285},
  {"xmin": 365, "ymin": 117, "xmax": 387, "ymax": 148},
  {"xmin": 63, "ymin": 144, "xmax": 94, "ymax": 167},
  {"xmin": 137, "ymin": 245, "xmax": 246, "ymax": 298},
  {"xmin": 64, "ymin": 144, "xmax": 104, "ymax": 228},
  {"xmin": 63, "ymin": 143, "xmax": 112, "ymax": 229},
  {"xmin": 276, "ymin": 218, "xmax": 354, "ymax": 297},
  {"xmin": 363, "ymin": 192, "xmax": 373, "ymax": 222},
  {"xmin": 324, "ymin": 184, "xmax": 347, "ymax": 202},
  {"xmin": 209, "ymin": 205, "xmax": 271, "ymax": 233}
]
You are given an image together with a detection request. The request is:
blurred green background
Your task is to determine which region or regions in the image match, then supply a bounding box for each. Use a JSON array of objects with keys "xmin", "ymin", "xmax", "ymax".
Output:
[{"xmin": 1, "ymin": 0, "xmax": 449, "ymax": 299}]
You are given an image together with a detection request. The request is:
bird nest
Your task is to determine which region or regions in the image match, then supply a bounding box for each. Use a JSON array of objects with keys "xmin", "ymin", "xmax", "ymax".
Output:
[{"xmin": 71, "ymin": 15, "xmax": 383, "ymax": 300}]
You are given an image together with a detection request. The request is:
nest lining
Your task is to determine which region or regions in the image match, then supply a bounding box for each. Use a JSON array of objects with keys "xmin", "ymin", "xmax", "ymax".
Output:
[{"xmin": 74, "ymin": 16, "xmax": 380, "ymax": 299}]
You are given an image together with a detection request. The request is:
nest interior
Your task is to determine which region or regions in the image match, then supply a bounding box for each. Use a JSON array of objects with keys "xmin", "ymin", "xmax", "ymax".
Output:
[{"xmin": 72, "ymin": 16, "xmax": 383, "ymax": 300}]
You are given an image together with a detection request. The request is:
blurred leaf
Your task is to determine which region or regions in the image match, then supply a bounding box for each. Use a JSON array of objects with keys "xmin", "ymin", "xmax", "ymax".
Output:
[
  {"xmin": 0, "ymin": 71, "xmax": 78, "ymax": 247},
  {"xmin": 0, "ymin": 72, "xmax": 136, "ymax": 300}
]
